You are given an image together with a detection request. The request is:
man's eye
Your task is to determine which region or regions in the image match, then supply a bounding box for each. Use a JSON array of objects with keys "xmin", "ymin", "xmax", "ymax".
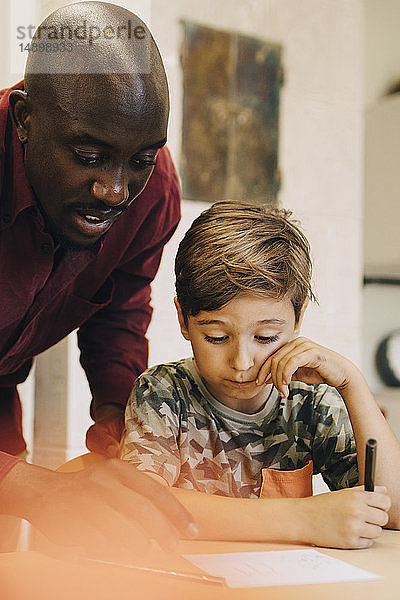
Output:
[
  {"xmin": 130, "ymin": 156, "xmax": 157, "ymax": 169},
  {"xmin": 255, "ymin": 335, "xmax": 279, "ymax": 344},
  {"xmin": 73, "ymin": 150, "xmax": 105, "ymax": 166},
  {"xmin": 204, "ymin": 335, "xmax": 228, "ymax": 344}
]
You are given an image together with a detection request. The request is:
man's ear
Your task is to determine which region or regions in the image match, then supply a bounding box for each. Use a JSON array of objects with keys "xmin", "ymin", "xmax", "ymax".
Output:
[
  {"xmin": 174, "ymin": 297, "xmax": 190, "ymax": 340},
  {"xmin": 8, "ymin": 90, "xmax": 30, "ymax": 144},
  {"xmin": 293, "ymin": 297, "xmax": 309, "ymax": 336}
]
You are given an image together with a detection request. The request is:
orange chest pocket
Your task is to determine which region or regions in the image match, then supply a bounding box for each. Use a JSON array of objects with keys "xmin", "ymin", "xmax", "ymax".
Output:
[{"xmin": 259, "ymin": 460, "xmax": 313, "ymax": 498}]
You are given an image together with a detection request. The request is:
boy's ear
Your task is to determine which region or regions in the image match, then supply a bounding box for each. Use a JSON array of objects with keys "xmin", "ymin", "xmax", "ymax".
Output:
[
  {"xmin": 293, "ymin": 298, "xmax": 309, "ymax": 336},
  {"xmin": 174, "ymin": 297, "xmax": 190, "ymax": 340}
]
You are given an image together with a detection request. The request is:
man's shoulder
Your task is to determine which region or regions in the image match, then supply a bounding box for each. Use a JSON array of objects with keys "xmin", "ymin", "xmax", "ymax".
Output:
[
  {"xmin": 0, "ymin": 81, "xmax": 24, "ymax": 102},
  {"xmin": 149, "ymin": 146, "xmax": 178, "ymax": 184},
  {"xmin": 132, "ymin": 145, "xmax": 180, "ymax": 219},
  {"xmin": 0, "ymin": 81, "xmax": 24, "ymax": 117}
]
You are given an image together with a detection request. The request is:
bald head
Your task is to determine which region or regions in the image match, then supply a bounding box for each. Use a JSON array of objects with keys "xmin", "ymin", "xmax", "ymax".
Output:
[{"xmin": 25, "ymin": 2, "xmax": 159, "ymax": 76}]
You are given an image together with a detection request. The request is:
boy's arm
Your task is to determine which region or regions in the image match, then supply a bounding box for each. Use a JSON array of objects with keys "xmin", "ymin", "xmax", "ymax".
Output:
[
  {"xmin": 147, "ymin": 472, "xmax": 389, "ymax": 549},
  {"xmin": 258, "ymin": 337, "xmax": 400, "ymax": 529},
  {"xmin": 337, "ymin": 367, "xmax": 400, "ymax": 529},
  {"xmin": 121, "ymin": 358, "xmax": 391, "ymax": 548}
]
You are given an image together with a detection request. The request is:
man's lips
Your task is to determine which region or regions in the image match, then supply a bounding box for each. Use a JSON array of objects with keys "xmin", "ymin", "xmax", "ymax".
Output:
[
  {"xmin": 67, "ymin": 200, "xmax": 132, "ymax": 236},
  {"xmin": 71, "ymin": 206, "xmax": 126, "ymax": 237},
  {"xmin": 71, "ymin": 195, "xmax": 133, "ymax": 222},
  {"xmin": 75, "ymin": 206, "xmax": 126, "ymax": 222}
]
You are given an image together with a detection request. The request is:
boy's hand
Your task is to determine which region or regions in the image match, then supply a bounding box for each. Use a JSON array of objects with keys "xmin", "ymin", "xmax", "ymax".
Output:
[
  {"xmin": 299, "ymin": 486, "xmax": 390, "ymax": 549},
  {"xmin": 257, "ymin": 337, "xmax": 356, "ymax": 398}
]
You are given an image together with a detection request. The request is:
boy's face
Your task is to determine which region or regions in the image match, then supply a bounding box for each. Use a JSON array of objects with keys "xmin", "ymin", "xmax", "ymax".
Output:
[{"xmin": 175, "ymin": 293, "xmax": 304, "ymax": 414}]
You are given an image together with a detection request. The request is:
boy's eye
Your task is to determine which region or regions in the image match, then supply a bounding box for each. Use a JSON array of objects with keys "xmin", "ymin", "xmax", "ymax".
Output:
[
  {"xmin": 204, "ymin": 335, "xmax": 228, "ymax": 344},
  {"xmin": 73, "ymin": 149, "xmax": 105, "ymax": 166},
  {"xmin": 255, "ymin": 334, "xmax": 279, "ymax": 344}
]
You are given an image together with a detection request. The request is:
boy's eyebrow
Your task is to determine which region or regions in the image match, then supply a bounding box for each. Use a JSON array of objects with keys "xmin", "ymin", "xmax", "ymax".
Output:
[
  {"xmin": 256, "ymin": 319, "xmax": 287, "ymax": 326},
  {"xmin": 195, "ymin": 318, "xmax": 287, "ymax": 326},
  {"xmin": 195, "ymin": 319, "xmax": 225, "ymax": 326}
]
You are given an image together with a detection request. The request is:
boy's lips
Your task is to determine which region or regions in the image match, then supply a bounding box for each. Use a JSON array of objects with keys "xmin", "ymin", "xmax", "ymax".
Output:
[{"xmin": 226, "ymin": 379, "xmax": 256, "ymax": 386}]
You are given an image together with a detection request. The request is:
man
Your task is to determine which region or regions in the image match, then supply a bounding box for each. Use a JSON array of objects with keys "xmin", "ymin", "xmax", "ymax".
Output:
[{"xmin": 0, "ymin": 2, "xmax": 197, "ymax": 552}]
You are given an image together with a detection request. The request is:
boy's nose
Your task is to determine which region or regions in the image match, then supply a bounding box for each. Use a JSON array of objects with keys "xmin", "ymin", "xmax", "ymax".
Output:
[{"xmin": 230, "ymin": 344, "xmax": 255, "ymax": 372}]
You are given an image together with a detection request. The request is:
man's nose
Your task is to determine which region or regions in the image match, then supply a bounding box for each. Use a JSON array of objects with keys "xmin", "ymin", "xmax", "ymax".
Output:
[
  {"xmin": 230, "ymin": 343, "xmax": 254, "ymax": 372},
  {"xmin": 91, "ymin": 168, "xmax": 129, "ymax": 206}
]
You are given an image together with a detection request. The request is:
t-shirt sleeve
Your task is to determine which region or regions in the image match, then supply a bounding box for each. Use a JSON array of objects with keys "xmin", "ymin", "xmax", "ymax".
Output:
[
  {"xmin": 119, "ymin": 370, "xmax": 182, "ymax": 486},
  {"xmin": 311, "ymin": 385, "xmax": 358, "ymax": 490}
]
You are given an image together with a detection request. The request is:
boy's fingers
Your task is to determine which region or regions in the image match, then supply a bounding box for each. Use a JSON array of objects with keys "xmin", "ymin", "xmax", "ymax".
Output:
[
  {"xmin": 256, "ymin": 358, "xmax": 272, "ymax": 385},
  {"xmin": 366, "ymin": 506, "xmax": 389, "ymax": 527},
  {"xmin": 365, "ymin": 489, "xmax": 391, "ymax": 512},
  {"xmin": 359, "ymin": 523, "xmax": 383, "ymax": 540},
  {"xmin": 256, "ymin": 339, "xmax": 306, "ymax": 385},
  {"xmin": 267, "ymin": 343, "xmax": 304, "ymax": 391}
]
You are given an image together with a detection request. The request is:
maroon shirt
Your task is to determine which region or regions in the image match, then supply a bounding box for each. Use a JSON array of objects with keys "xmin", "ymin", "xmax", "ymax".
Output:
[{"xmin": 0, "ymin": 82, "xmax": 181, "ymax": 471}]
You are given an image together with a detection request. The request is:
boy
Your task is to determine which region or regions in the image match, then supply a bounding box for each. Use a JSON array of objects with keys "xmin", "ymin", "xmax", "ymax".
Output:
[{"xmin": 120, "ymin": 201, "xmax": 400, "ymax": 549}]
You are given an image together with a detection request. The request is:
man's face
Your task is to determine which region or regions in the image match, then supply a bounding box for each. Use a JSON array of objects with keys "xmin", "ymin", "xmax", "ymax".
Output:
[
  {"xmin": 20, "ymin": 77, "xmax": 168, "ymax": 248},
  {"xmin": 177, "ymin": 294, "xmax": 302, "ymax": 414}
]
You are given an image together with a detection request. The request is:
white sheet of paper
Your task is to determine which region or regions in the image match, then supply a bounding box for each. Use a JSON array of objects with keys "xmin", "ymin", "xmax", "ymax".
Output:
[{"xmin": 183, "ymin": 549, "xmax": 382, "ymax": 588}]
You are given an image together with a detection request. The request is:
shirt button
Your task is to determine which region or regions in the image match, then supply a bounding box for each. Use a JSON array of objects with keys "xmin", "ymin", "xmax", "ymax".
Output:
[{"xmin": 2, "ymin": 215, "xmax": 11, "ymax": 224}]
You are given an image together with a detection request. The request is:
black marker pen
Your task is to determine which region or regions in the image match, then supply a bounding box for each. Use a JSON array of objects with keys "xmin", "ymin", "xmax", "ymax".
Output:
[{"xmin": 364, "ymin": 438, "xmax": 377, "ymax": 492}]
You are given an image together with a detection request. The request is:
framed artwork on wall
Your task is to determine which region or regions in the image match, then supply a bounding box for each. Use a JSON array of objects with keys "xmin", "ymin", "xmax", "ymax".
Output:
[{"xmin": 180, "ymin": 21, "xmax": 283, "ymax": 205}]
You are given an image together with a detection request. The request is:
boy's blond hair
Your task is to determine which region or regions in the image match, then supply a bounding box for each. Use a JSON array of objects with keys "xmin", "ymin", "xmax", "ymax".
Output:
[{"xmin": 175, "ymin": 201, "xmax": 315, "ymax": 323}]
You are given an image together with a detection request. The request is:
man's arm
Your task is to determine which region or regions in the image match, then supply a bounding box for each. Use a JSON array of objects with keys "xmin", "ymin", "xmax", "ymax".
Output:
[{"xmin": 0, "ymin": 455, "xmax": 197, "ymax": 553}]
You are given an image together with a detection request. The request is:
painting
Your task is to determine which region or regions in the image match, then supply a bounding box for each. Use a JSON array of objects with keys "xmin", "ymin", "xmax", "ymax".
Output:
[{"xmin": 181, "ymin": 22, "xmax": 282, "ymax": 204}]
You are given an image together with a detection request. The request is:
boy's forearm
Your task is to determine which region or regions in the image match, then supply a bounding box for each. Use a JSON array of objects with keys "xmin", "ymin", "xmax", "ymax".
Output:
[
  {"xmin": 338, "ymin": 367, "xmax": 400, "ymax": 529},
  {"xmin": 170, "ymin": 487, "xmax": 305, "ymax": 543}
]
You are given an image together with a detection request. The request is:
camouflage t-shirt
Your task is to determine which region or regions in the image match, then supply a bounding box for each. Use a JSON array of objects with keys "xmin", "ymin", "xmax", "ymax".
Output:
[{"xmin": 120, "ymin": 357, "xmax": 358, "ymax": 498}]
